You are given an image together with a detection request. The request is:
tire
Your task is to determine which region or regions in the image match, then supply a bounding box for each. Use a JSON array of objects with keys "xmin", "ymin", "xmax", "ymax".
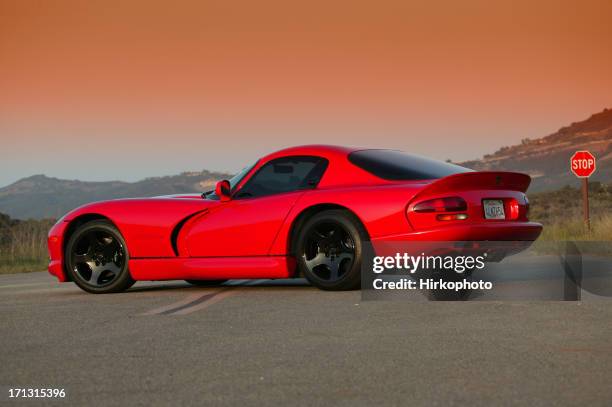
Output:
[
  {"xmin": 65, "ymin": 220, "xmax": 135, "ymax": 294},
  {"xmin": 185, "ymin": 280, "xmax": 227, "ymax": 287},
  {"xmin": 295, "ymin": 209, "xmax": 367, "ymax": 291}
]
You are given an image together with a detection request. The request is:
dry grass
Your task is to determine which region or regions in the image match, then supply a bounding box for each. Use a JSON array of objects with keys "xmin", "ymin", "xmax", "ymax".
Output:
[
  {"xmin": 533, "ymin": 215, "xmax": 612, "ymax": 255},
  {"xmin": 529, "ymin": 183, "xmax": 612, "ymax": 254},
  {"xmin": 0, "ymin": 217, "xmax": 54, "ymax": 274},
  {"xmin": 538, "ymin": 214, "xmax": 612, "ymax": 242}
]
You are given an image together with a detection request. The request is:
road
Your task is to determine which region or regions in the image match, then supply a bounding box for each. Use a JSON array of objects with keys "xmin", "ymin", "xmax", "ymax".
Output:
[{"xmin": 2, "ymin": 271, "xmax": 612, "ymax": 406}]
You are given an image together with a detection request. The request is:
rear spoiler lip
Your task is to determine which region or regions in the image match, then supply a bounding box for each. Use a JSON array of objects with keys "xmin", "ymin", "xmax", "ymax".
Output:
[{"xmin": 410, "ymin": 171, "xmax": 532, "ymax": 202}]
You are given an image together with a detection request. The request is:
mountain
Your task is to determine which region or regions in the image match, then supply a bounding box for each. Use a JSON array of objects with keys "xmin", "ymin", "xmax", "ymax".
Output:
[
  {"xmin": 460, "ymin": 108, "xmax": 612, "ymax": 191},
  {"xmin": 0, "ymin": 171, "xmax": 230, "ymax": 220},
  {"xmin": 2, "ymin": 108, "xmax": 611, "ymax": 219}
]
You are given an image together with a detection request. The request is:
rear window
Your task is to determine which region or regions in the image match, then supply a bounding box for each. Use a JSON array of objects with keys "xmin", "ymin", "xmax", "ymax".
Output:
[{"xmin": 348, "ymin": 149, "xmax": 472, "ymax": 181}]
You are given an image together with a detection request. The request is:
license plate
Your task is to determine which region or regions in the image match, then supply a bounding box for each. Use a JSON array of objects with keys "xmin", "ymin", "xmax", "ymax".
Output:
[{"xmin": 483, "ymin": 199, "xmax": 505, "ymax": 219}]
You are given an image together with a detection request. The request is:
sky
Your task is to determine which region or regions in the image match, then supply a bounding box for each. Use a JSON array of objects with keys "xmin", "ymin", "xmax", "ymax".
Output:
[{"xmin": 1, "ymin": 0, "xmax": 611, "ymax": 187}]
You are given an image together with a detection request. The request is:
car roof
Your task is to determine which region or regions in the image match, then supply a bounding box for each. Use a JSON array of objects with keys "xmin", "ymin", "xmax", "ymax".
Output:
[
  {"xmin": 262, "ymin": 145, "xmax": 358, "ymax": 161},
  {"xmin": 254, "ymin": 145, "xmax": 394, "ymax": 188}
]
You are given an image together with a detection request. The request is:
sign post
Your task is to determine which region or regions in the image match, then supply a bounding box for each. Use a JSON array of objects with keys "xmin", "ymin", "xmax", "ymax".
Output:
[
  {"xmin": 570, "ymin": 151, "xmax": 596, "ymax": 231},
  {"xmin": 582, "ymin": 178, "xmax": 589, "ymax": 231}
]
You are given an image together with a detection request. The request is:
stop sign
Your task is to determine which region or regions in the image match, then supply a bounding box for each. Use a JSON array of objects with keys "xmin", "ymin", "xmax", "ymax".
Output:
[{"xmin": 570, "ymin": 151, "xmax": 596, "ymax": 178}]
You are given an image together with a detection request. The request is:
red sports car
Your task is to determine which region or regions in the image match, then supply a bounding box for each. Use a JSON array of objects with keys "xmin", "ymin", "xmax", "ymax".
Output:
[{"xmin": 47, "ymin": 145, "xmax": 542, "ymax": 293}]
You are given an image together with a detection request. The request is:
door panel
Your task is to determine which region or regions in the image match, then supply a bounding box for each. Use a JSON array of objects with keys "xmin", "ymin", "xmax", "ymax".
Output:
[{"xmin": 184, "ymin": 192, "xmax": 304, "ymax": 257}]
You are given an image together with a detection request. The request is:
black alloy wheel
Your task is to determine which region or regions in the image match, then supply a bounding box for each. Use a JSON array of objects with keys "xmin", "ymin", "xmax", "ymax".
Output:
[
  {"xmin": 65, "ymin": 220, "xmax": 134, "ymax": 294},
  {"xmin": 303, "ymin": 222, "xmax": 355, "ymax": 281},
  {"xmin": 296, "ymin": 210, "xmax": 366, "ymax": 290}
]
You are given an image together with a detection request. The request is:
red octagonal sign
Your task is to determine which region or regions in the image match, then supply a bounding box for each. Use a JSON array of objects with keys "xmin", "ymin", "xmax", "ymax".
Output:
[{"xmin": 570, "ymin": 150, "xmax": 596, "ymax": 178}]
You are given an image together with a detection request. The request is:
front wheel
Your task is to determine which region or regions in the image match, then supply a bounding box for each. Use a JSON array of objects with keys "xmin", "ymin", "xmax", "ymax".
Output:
[
  {"xmin": 295, "ymin": 210, "xmax": 367, "ymax": 291},
  {"xmin": 65, "ymin": 220, "xmax": 135, "ymax": 294}
]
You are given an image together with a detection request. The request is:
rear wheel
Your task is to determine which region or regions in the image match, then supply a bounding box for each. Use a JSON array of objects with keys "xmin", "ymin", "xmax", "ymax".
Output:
[
  {"xmin": 185, "ymin": 280, "xmax": 227, "ymax": 287},
  {"xmin": 296, "ymin": 210, "xmax": 367, "ymax": 291},
  {"xmin": 65, "ymin": 220, "xmax": 134, "ymax": 294}
]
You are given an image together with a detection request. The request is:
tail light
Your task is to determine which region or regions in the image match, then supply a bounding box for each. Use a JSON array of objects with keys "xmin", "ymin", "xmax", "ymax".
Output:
[
  {"xmin": 436, "ymin": 213, "xmax": 468, "ymax": 221},
  {"xmin": 413, "ymin": 197, "xmax": 467, "ymax": 213},
  {"xmin": 508, "ymin": 198, "xmax": 520, "ymax": 220}
]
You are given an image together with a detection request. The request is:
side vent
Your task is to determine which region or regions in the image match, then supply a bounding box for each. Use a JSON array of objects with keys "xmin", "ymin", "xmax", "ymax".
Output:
[{"xmin": 170, "ymin": 210, "xmax": 208, "ymax": 256}]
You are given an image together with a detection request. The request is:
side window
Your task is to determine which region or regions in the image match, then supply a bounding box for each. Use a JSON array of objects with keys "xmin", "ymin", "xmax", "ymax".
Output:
[{"xmin": 235, "ymin": 156, "xmax": 328, "ymax": 199}]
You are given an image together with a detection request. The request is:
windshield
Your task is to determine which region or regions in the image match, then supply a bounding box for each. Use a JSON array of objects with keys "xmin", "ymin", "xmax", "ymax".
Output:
[
  {"xmin": 205, "ymin": 161, "xmax": 258, "ymax": 200},
  {"xmin": 229, "ymin": 162, "xmax": 258, "ymax": 190},
  {"xmin": 348, "ymin": 150, "xmax": 472, "ymax": 181}
]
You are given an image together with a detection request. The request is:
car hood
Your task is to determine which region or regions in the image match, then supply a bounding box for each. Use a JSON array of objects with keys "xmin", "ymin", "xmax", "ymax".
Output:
[
  {"xmin": 62, "ymin": 194, "xmax": 219, "ymax": 222},
  {"xmin": 154, "ymin": 193, "xmax": 206, "ymax": 199}
]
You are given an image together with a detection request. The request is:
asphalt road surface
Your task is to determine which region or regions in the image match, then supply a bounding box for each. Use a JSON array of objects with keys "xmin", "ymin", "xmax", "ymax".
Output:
[{"xmin": 2, "ymin": 271, "xmax": 612, "ymax": 406}]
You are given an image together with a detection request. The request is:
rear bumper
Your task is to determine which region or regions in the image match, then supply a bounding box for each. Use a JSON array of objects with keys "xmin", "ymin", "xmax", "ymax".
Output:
[
  {"xmin": 372, "ymin": 222, "xmax": 543, "ymax": 243},
  {"xmin": 370, "ymin": 222, "xmax": 543, "ymax": 260}
]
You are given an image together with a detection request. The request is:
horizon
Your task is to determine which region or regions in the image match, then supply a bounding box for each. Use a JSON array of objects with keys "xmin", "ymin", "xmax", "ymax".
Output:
[
  {"xmin": 1, "ymin": 105, "xmax": 610, "ymax": 189},
  {"xmin": 2, "ymin": 0, "xmax": 611, "ymax": 187}
]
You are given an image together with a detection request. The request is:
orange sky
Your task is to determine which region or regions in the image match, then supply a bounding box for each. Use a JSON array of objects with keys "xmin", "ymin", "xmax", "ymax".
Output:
[{"xmin": 1, "ymin": 0, "xmax": 611, "ymax": 186}]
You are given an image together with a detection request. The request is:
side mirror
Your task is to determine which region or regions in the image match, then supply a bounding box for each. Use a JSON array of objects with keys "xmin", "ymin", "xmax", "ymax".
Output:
[{"xmin": 215, "ymin": 180, "xmax": 232, "ymax": 202}]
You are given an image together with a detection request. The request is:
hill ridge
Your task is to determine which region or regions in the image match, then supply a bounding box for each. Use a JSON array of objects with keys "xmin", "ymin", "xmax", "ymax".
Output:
[
  {"xmin": 460, "ymin": 108, "xmax": 612, "ymax": 190},
  {"xmin": 0, "ymin": 170, "xmax": 230, "ymax": 220}
]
